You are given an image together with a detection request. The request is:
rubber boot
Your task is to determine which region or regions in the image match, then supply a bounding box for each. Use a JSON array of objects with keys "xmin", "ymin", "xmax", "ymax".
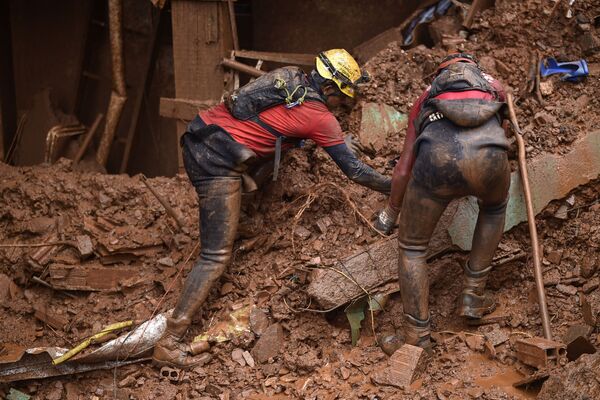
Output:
[
  {"xmin": 457, "ymin": 262, "xmax": 495, "ymax": 319},
  {"xmin": 152, "ymin": 315, "xmax": 211, "ymax": 368},
  {"xmin": 404, "ymin": 313, "xmax": 432, "ymax": 355},
  {"xmin": 153, "ymin": 178, "xmax": 241, "ymax": 369},
  {"xmin": 397, "ymin": 248, "xmax": 433, "ymax": 354}
]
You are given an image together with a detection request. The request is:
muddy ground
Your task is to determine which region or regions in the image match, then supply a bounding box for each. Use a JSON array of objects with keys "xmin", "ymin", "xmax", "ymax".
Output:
[{"xmin": 1, "ymin": 0, "xmax": 600, "ymax": 399}]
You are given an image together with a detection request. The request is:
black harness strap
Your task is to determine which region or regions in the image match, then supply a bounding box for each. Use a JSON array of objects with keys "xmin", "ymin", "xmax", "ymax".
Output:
[{"xmin": 251, "ymin": 116, "xmax": 301, "ymax": 181}]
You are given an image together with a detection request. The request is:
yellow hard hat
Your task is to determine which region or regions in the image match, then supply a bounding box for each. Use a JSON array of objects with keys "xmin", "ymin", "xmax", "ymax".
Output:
[{"xmin": 315, "ymin": 49, "xmax": 362, "ymax": 98}]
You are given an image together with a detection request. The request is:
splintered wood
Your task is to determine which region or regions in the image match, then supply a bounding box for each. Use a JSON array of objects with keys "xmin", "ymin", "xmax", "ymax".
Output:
[
  {"xmin": 48, "ymin": 263, "xmax": 138, "ymax": 292},
  {"xmin": 307, "ymin": 236, "xmax": 399, "ymax": 310}
]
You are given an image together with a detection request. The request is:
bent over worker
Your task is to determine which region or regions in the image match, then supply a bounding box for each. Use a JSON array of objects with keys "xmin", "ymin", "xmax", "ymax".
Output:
[
  {"xmin": 374, "ymin": 53, "xmax": 510, "ymax": 353},
  {"xmin": 153, "ymin": 49, "xmax": 391, "ymax": 368}
]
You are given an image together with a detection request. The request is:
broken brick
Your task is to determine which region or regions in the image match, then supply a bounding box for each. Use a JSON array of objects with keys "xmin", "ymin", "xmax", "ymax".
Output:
[{"xmin": 371, "ymin": 344, "xmax": 428, "ymax": 388}]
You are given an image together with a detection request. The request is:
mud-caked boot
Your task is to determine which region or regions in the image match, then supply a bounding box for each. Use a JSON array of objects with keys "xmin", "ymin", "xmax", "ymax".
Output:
[
  {"xmin": 404, "ymin": 314, "xmax": 433, "ymax": 355},
  {"xmin": 152, "ymin": 316, "xmax": 209, "ymax": 369},
  {"xmin": 457, "ymin": 262, "xmax": 496, "ymax": 319}
]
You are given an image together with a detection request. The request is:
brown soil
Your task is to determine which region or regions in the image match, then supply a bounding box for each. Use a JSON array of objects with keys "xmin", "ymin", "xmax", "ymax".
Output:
[{"xmin": 1, "ymin": 1, "xmax": 600, "ymax": 399}]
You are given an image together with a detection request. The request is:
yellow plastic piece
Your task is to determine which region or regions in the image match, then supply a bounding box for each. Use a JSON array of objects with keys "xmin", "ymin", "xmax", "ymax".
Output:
[
  {"xmin": 315, "ymin": 48, "xmax": 362, "ymax": 98},
  {"xmin": 52, "ymin": 320, "xmax": 133, "ymax": 365}
]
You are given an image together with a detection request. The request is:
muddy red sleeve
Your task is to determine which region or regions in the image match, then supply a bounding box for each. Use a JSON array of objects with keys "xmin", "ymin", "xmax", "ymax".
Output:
[{"xmin": 388, "ymin": 89, "xmax": 429, "ymax": 211}]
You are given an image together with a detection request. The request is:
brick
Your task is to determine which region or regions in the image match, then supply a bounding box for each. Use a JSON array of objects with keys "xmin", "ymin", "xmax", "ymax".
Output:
[{"xmin": 371, "ymin": 344, "xmax": 428, "ymax": 388}]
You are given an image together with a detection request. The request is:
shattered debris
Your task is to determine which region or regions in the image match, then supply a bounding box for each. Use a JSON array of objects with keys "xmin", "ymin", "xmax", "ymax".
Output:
[{"xmin": 1, "ymin": 0, "xmax": 600, "ymax": 398}]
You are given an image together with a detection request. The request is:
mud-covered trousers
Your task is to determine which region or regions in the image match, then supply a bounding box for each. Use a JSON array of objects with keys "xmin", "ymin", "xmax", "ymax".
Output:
[
  {"xmin": 398, "ymin": 117, "xmax": 511, "ymax": 323},
  {"xmin": 173, "ymin": 116, "xmax": 256, "ymax": 322}
]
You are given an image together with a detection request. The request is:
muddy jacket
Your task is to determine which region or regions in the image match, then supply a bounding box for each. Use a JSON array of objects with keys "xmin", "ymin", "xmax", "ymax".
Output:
[{"xmin": 388, "ymin": 63, "xmax": 506, "ymax": 211}]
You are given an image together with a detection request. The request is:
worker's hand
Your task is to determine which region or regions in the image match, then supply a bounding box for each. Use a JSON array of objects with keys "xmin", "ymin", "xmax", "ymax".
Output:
[
  {"xmin": 373, "ymin": 204, "xmax": 399, "ymax": 235},
  {"xmin": 344, "ymin": 134, "xmax": 363, "ymax": 155}
]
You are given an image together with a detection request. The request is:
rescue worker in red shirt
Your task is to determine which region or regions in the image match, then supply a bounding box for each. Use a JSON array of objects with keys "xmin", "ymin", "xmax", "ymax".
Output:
[
  {"xmin": 374, "ymin": 53, "xmax": 510, "ymax": 353},
  {"xmin": 153, "ymin": 49, "xmax": 391, "ymax": 368}
]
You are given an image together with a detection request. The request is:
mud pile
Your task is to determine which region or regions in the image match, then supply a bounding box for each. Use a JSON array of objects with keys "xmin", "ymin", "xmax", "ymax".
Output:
[
  {"xmin": 1, "ymin": 0, "xmax": 600, "ymax": 399},
  {"xmin": 357, "ymin": 0, "xmax": 600, "ymax": 157}
]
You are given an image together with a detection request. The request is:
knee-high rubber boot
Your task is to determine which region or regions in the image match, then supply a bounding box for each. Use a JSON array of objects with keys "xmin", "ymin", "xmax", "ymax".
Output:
[
  {"xmin": 153, "ymin": 178, "xmax": 241, "ymax": 368},
  {"xmin": 399, "ymin": 248, "xmax": 432, "ymax": 354},
  {"xmin": 458, "ymin": 201, "xmax": 506, "ymax": 319},
  {"xmin": 457, "ymin": 262, "xmax": 495, "ymax": 319}
]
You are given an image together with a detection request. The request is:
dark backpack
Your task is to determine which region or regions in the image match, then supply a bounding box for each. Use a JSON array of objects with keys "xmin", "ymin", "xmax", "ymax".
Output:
[
  {"xmin": 223, "ymin": 66, "xmax": 325, "ymax": 180},
  {"xmin": 416, "ymin": 62, "xmax": 503, "ymax": 133}
]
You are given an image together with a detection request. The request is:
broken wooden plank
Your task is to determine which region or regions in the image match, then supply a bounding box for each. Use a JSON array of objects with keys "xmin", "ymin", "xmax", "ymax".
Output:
[
  {"xmin": 307, "ymin": 236, "xmax": 399, "ymax": 310},
  {"xmin": 33, "ymin": 304, "xmax": 69, "ymax": 331},
  {"xmin": 159, "ymin": 97, "xmax": 217, "ymax": 121},
  {"xmin": 48, "ymin": 263, "xmax": 139, "ymax": 291},
  {"xmin": 233, "ymin": 50, "xmax": 314, "ymax": 66}
]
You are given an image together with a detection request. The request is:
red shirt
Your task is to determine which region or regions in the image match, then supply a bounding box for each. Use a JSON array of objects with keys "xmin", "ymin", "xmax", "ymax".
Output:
[{"xmin": 199, "ymin": 102, "xmax": 344, "ymax": 157}]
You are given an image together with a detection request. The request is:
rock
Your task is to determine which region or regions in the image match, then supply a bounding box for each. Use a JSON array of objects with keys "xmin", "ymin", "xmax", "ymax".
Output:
[
  {"xmin": 340, "ymin": 366, "xmax": 351, "ymax": 380},
  {"xmin": 315, "ymin": 217, "xmax": 332, "ymax": 234},
  {"xmin": 579, "ymin": 31, "xmax": 600, "ymax": 55},
  {"xmin": 242, "ymin": 351, "xmax": 255, "ymax": 368},
  {"xmin": 556, "ymin": 284, "xmax": 578, "ymax": 296},
  {"xmin": 251, "ymin": 323, "xmax": 284, "ymax": 363},
  {"xmin": 538, "ymin": 353, "xmax": 600, "ymax": 399},
  {"xmin": 371, "ymin": 344, "xmax": 428, "ymax": 388},
  {"xmin": 483, "ymin": 325, "xmax": 509, "ymax": 347},
  {"xmin": 546, "ymin": 250, "xmax": 563, "ymax": 265},
  {"xmin": 580, "ymin": 255, "xmax": 598, "ymax": 278},
  {"xmin": 575, "ymin": 94, "xmax": 591, "ymax": 109},
  {"xmin": 158, "ymin": 257, "xmax": 175, "ymax": 267},
  {"xmin": 75, "ymin": 235, "xmax": 94, "ymax": 258},
  {"xmin": 293, "ymin": 226, "xmax": 311, "ymax": 240},
  {"xmin": 539, "ymin": 80, "xmax": 554, "ymax": 97},
  {"xmin": 582, "ymin": 294, "xmax": 599, "ymax": 326},
  {"xmin": 249, "ymin": 308, "xmax": 269, "ymax": 336},
  {"xmin": 465, "ymin": 335, "xmax": 485, "ymax": 352},
  {"xmin": 232, "ymin": 348, "xmax": 246, "ymax": 367}
]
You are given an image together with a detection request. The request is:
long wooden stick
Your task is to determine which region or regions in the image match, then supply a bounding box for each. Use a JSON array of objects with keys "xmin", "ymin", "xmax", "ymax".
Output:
[
  {"xmin": 74, "ymin": 113, "xmax": 104, "ymax": 164},
  {"xmin": 140, "ymin": 175, "xmax": 185, "ymax": 230},
  {"xmin": 507, "ymin": 92, "xmax": 552, "ymax": 340}
]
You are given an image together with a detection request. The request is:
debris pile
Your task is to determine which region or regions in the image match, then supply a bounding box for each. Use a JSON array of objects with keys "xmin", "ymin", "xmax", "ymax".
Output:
[{"xmin": 1, "ymin": 0, "xmax": 600, "ymax": 398}]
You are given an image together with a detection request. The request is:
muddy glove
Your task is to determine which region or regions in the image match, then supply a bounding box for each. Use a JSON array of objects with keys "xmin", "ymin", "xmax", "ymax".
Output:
[
  {"xmin": 373, "ymin": 204, "xmax": 399, "ymax": 235},
  {"xmin": 344, "ymin": 134, "xmax": 363, "ymax": 155}
]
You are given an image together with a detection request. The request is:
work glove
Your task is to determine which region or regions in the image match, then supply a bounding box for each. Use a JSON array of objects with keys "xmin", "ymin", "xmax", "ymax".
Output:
[
  {"xmin": 344, "ymin": 134, "xmax": 364, "ymax": 155},
  {"xmin": 373, "ymin": 204, "xmax": 399, "ymax": 235}
]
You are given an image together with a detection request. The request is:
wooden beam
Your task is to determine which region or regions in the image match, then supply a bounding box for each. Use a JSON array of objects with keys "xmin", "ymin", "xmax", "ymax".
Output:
[
  {"xmin": 463, "ymin": 0, "xmax": 496, "ymax": 29},
  {"xmin": 119, "ymin": 8, "xmax": 163, "ymax": 173},
  {"xmin": 233, "ymin": 50, "xmax": 315, "ymax": 66},
  {"xmin": 0, "ymin": 0, "xmax": 17, "ymax": 161},
  {"xmin": 171, "ymin": 0, "xmax": 233, "ymax": 170},
  {"xmin": 159, "ymin": 97, "xmax": 217, "ymax": 121},
  {"xmin": 221, "ymin": 58, "xmax": 266, "ymax": 77}
]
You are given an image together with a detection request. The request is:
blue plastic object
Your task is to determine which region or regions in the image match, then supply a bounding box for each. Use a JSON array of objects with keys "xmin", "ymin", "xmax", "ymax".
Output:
[{"xmin": 540, "ymin": 57, "xmax": 589, "ymax": 82}]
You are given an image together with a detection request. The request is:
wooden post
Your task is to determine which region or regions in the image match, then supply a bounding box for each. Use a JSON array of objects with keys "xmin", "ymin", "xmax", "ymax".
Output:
[
  {"xmin": 170, "ymin": 0, "xmax": 233, "ymax": 171},
  {"xmin": 0, "ymin": 0, "xmax": 17, "ymax": 161}
]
